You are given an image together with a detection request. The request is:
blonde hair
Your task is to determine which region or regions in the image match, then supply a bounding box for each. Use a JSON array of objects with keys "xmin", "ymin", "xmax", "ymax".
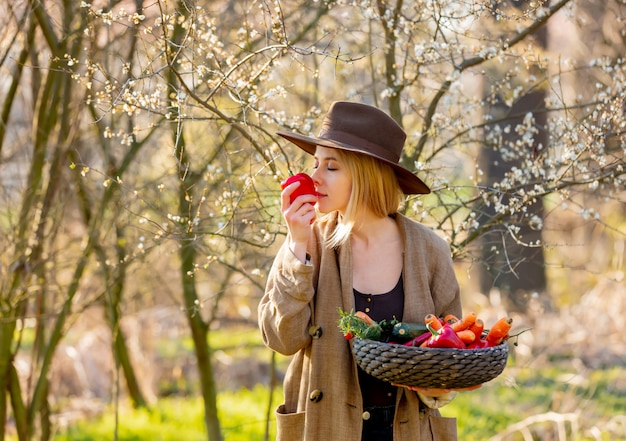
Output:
[{"xmin": 324, "ymin": 149, "xmax": 405, "ymax": 248}]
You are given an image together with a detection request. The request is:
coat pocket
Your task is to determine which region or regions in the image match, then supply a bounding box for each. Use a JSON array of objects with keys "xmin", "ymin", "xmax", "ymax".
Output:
[
  {"xmin": 276, "ymin": 404, "xmax": 305, "ymax": 441},
  {"xmin": 422, "ymin": 414, "xmax": 458, "ymax": 441}
]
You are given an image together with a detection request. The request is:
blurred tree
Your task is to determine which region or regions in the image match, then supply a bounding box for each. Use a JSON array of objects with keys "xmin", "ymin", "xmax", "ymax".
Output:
[
  {"xmin": 478, "ymin": 90, "xmax": 549, "ymax": 311},
  {"xmin": 476, "ymin": 1, "xmax": 550, "ymax": 312},
  {"xmin": 0, "ymin": 1, "xmax": 154, "ymax": 439}
]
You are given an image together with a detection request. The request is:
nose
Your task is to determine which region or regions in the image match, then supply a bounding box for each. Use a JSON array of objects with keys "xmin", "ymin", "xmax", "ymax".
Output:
[{"xmin": 311, "ymin": 167, "xmax": 321, "ymax": 185}]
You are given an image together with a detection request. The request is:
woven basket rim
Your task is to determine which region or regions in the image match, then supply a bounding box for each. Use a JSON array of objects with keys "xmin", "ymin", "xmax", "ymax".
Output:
[
  {"xmin": 351, "ymin": 337, "xmax": 509, "ymax": 388},
  {"xmin": 353, "ymin": 337, "xmax": 508, "ymax": 351}
]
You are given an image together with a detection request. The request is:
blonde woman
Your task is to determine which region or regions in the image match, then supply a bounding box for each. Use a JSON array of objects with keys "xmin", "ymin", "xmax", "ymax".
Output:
[{"xmin": 259, "ymin": 101, "xmax": 462, "ymax": 441}]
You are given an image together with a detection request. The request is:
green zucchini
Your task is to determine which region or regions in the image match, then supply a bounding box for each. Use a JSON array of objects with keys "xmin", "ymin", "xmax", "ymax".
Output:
[{"xmin": 391, "ymin": 322, "xmax": 428, "ymax": 342}]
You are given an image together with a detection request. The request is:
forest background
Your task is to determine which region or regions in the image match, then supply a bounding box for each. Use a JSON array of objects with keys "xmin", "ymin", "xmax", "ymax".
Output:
[{"xmin": 0, "ymin": 0, "xmax": 625, "ymax": 440}]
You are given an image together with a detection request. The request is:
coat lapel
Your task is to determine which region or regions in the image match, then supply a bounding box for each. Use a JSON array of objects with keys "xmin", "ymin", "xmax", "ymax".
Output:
[{"xmin": 335, "ymin": 241, "xmax": 356, "ymax": 313}]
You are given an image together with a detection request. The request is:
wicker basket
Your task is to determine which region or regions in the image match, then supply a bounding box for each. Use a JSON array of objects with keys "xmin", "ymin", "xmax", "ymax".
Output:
[{"xmin": 352, "ymin": 338, "xmax": 509, "ymax": 389}]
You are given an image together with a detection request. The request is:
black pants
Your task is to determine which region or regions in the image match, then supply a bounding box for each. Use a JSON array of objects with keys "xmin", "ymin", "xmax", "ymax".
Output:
[{"xmin": 361, "ymin": 405, "xmax": 394, "ymax": 441}]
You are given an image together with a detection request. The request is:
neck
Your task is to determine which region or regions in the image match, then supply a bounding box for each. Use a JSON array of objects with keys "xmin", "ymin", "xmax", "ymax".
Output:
[{"xmin": 351, "ymin": 212, "xmax": 394, "ymax": 247}]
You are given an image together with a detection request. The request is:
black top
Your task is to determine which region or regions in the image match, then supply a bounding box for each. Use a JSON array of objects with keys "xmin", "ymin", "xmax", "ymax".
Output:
[{"xmin": 354, "ymin": 275, "xmax": 404, "ymax": 407}]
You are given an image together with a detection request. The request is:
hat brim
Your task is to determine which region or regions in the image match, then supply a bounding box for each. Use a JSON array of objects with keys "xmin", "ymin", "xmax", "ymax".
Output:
[{"xmin": 278, "ymin": 130, "xmax": 431, "ymax": 195}]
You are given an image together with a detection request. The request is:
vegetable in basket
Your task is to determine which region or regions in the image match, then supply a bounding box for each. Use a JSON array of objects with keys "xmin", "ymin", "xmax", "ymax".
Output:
[
  {"xmin": 337, "ymin": 309, "xmax": 426, "ymax": 343},
  {"xmin": 485, "ymin": 316, "xmax": 513, "ymax": 346},
  {"xmin": 392, "ymin": 321, "xmax": 428, "ymax": 341},
  {"xmin": 423, "ymin": 323, "xmax": 465, "ymax": 349},
  {"xmin": 339, "ymin": 308, "xmax": 516, "ymax": 350}
]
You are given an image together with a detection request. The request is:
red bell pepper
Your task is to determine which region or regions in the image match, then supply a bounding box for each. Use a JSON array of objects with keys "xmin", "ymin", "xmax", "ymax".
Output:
[
  {"xmin": 280, "ymin": 172, "xmax": 317, "ymax": 204},
  {"xmin": 403, "ymin": 331, "xmax": 430, "ymax": 347},
  {"xmin": 424, "ymin": 323, "xmax": 465, "ymax": 349},
  {"xmin": 467, "ymin": 338, "xmax": 489, "ymax": 349}
]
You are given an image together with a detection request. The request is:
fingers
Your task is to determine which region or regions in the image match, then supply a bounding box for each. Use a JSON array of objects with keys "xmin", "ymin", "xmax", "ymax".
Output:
[
  {"xmin": 392, "ymin": 384, "xmax": 480, "ymax": 394},
  {"xmin": 409, "ymin": 387, "xmax": 452, "ymax": 396},
  {"xmin": 281, "ymin": 182, "xmax": 316, "ymax": 246},
  {"xmin": 281, "ymin": 182, "xmax": 317, "ymax": 224},
  {"xmin": 454, "ymin": 384, "xmax": 482, "ymax": 392},
  {"xmin": 392, "ymin": 384, "xmax": 446, "ymax": 394},
  {"xmin": 280, "ymin": 181, "xmax": 300, "ymax": 211},
  {"xmin": 287, "ymin": 202, "xmax": 316, "ymax": 227}
]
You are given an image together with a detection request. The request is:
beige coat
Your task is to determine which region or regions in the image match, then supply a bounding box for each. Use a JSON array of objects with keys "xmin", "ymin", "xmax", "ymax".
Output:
[{"xmin": 259, "ymin": 213, "xmax": 462, "ymax": 441}]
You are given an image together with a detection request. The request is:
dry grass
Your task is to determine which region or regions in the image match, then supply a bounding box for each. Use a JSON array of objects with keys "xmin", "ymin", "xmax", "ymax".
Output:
[{"xmin": 455, "ymin": 271, "xmax": 626, "ymax": 440}]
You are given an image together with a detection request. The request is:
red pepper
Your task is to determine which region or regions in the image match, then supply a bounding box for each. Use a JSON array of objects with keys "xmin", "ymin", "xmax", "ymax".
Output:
[
  {"xmin": 403, "ymin": 331, "xmax": 430, "ymax": 347},
  {"xmin": 467, "ymin": 338, "xmax": 489, "ymax": 349},
  {"xmin": 424, "ymin": 323, "xmax": 465, "ymax": 349},
  {"xmin": 280, "ymin": 173, "xmax": 317, "ymax": 204}
]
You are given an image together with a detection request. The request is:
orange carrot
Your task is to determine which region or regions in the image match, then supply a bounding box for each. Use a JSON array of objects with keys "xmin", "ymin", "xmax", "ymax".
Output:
[
  {"xmin": 424, "ymin": 314, "xmax": 443, "ymax": 331},
  {"xmin": 451, "ymin": 312, "xmax": 477, "ymax": 332},
  {"xmin": 444, "ymin": 314, "xmax": 460, "ymax": 325},
  {"xmin": 485, "ymin": 317, "xmax": 513, "ymax": 346},
  {"xmin": 456, "ymin": 329, "xmax": 476, "ymax": 344},
  {"xmin": 468, "ymin": 318, "xmax": 485, "ymax": 339},
  {"xmin": 355, "ymin": 311, "xmax": 376, "ymax": 326}
]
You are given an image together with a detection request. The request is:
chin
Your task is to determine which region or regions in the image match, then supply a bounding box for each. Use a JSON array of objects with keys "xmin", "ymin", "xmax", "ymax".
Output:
[{"xmin": 316, "ymin": 203, "xmax": 330, "ymax": 214}]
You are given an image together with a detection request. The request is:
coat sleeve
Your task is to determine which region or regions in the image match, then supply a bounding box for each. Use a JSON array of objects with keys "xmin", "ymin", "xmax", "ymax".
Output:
[{"xmin": 258, "ymin": 240, "xmax": 316, "ymax": 356}]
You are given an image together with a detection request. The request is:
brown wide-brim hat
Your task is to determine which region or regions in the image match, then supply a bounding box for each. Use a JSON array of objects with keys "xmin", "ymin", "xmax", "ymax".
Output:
[{"xmin": 277, "ymin": 101, "xmax": 430, "ymax": 194}]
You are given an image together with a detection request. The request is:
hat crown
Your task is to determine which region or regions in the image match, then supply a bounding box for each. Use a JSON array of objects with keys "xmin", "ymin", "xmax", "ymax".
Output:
[{"xmin": 318, "ymin": 102, "xmax": 406, "ymax": 163}]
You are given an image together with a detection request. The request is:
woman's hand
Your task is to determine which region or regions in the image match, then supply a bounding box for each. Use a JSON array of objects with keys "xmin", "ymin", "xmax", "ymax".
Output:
[
  {"xmin": 405, "ymin": 385, "xmax": 481, "ymax": 395},
  {"xmin": 392, "ymin": 384, "xmax": 481, "ymax": 397},
  {"xmin": 392, "ymin": 384, "xmax": 481, "ymax": 409},
  {"xmin": 281, "ymin": 181, "xmax": 317, "ymax": 262}
]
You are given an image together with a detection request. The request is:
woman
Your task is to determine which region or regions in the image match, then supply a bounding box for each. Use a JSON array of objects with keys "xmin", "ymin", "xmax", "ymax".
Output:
[{"xmin": 259, "ymin": 101, "xmax": 462, "ymax": 441}]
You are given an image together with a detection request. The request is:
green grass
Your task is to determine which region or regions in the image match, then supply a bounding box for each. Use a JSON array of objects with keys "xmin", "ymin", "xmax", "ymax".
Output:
[
  {"xmin": 218, "ymin": 385, "xmax": 280, "ymax": 440},
  {"xmin": 53, "ymin": 385, "xmax": 281, "ymax": 441},
  {"xmin": 54, "ymin": 399, "xmax": 207, "ymax": 441},
  {"xmin": 442, "ymin": 365, "xmax": 626, "ymax": 440}
]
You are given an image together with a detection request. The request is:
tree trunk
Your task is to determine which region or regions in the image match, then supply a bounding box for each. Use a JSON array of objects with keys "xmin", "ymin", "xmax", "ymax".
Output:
[
  {"xmin": 169, "ymin": 93, "xmax": 223, "ymax": 441},
  {"xmin": 174, "ymin": 146, "xmax": 222, "ymax": 438},
  {"xmin": 0, "ymin": 320, "xmax": 18, "ymax": 441},
  {"xmin": 8, "ymin": 362, "xmax": 27, "ymax": 441},
  {"xmin": 98, "ymin": 225, "xmax": 149, "ymax": 409},
  {"xmin": 166, "ymin": 1, "xmax": 222, "ymax": 438},
  {"xmin": 478, "ymin": 90, "xmax": 548, "ymax": 312},
  {"xmin": 477, "ymin": 8, "xmax": 550, "ymax": 312},
  {"xmin": 107, "ymin": 271, "xmax": 149, "ymax": 409},
  {"xmin": 180, "ymin": 239, "xmax": 222, "ymax": 441}
]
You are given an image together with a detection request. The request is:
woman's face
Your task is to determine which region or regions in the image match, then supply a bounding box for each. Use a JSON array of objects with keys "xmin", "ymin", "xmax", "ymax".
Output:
[{"xmin": 311, "ymin": 146, "xmax": 352, "ymax": 215}]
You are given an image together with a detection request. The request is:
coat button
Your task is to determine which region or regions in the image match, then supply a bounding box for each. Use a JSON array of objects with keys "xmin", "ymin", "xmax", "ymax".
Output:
[
  {"xmin": 308, "ymin": 325, "xmax": 323, "ymax": 339},
  {"xmin": 362, "ymin": 411, "xmax": 371, "ymax": 420},
  {"xmin": 309, "ymin": 389, "xmax": 323, "ymax": 403}
]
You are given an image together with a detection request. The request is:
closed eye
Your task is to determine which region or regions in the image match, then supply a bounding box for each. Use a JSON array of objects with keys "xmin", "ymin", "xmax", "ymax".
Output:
[{"xmin": 313, "ymin": 161, "xmax": 338, "ymax": 171}]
